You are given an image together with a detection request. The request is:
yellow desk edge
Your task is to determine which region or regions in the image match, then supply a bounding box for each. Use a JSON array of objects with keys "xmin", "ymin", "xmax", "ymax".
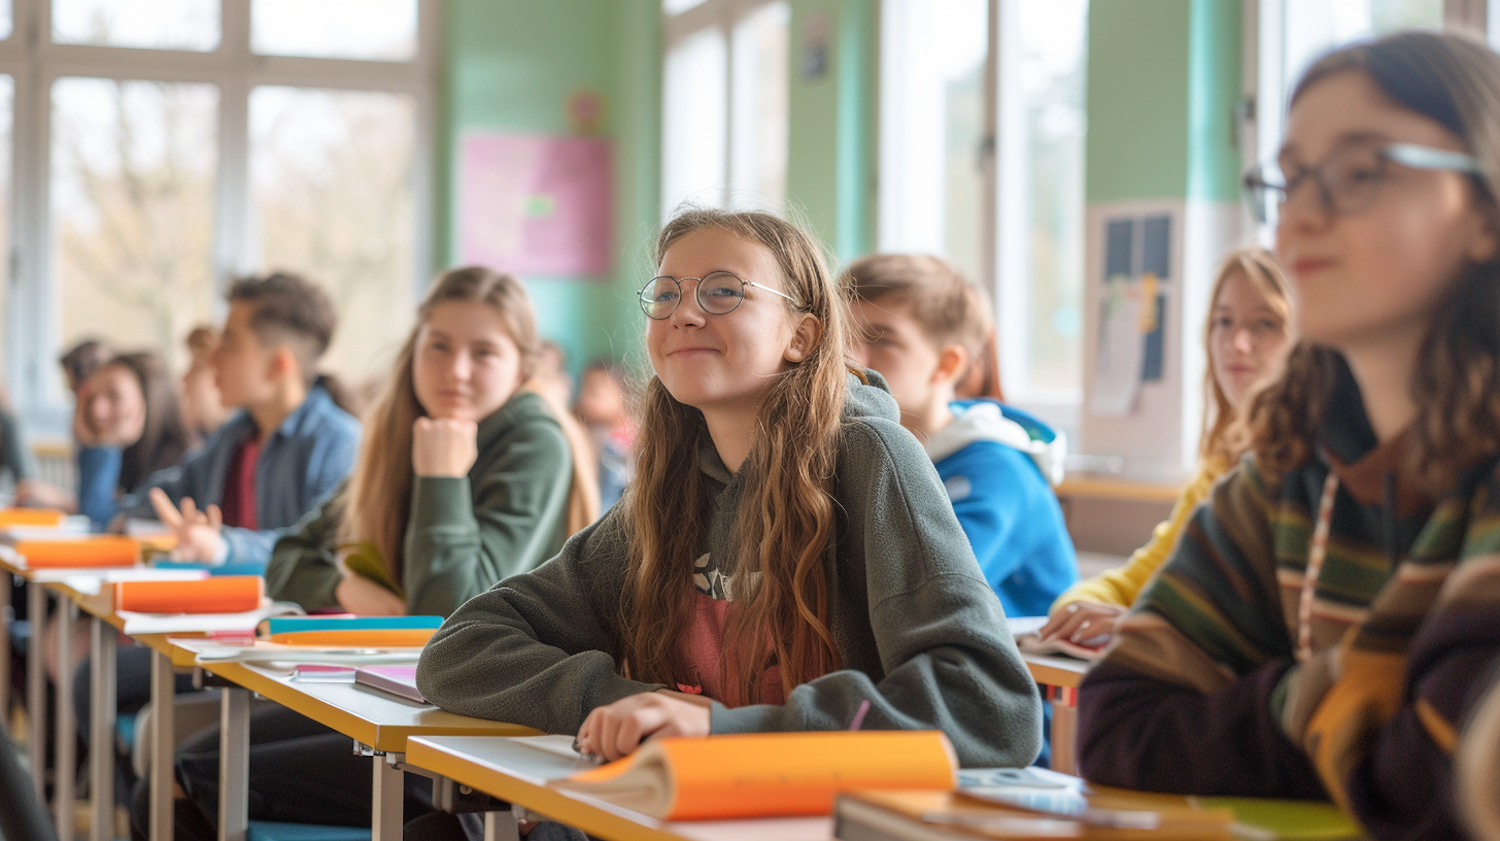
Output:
[
  {"xmin": 1022, "ymin": 653, "xmax": 1090, "ymax": 690},
  {"xmin": 193, "ymin": 659, "xmax": 538, "ymax": 752},
  {"xmin": 407, "ymin": 738, "xmax": 693, "ymax": 841}
]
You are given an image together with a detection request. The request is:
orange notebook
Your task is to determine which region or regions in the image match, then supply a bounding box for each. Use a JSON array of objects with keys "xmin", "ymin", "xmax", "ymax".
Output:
[
  {"xmin": 0, "ymin": 508, "xmax": 66, "ymax": 528},
  {"xmin": 114, "ymin": 576, "xmax": 263, "ymax": 614},
  {"xmin": 555, "ymin": 730, "xmax": 957, "ymax": 821},
  {"xmin": 267, "ymin": 629, "xmax": 437, "ymax": 647},
  {"xmin": 16, "ymin": 536, "xmax": 139, "ymax": 568}
]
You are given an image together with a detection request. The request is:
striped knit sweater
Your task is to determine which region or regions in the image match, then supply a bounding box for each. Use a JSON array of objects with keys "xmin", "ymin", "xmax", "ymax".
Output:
[{"xmin": 1077, "ymin": 359, "xmax": 1500, "ymax": 840}]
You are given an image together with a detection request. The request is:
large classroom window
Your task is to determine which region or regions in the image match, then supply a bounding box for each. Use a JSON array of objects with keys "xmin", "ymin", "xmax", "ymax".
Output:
[
  {"xmin": 661, "ymin": 0, "xmax": 790, "ymax": 218},
  {"xmin": 0, "ymin": 0, "xmax": 437, "ymax": 428},
  {"xmin": 879, "ymin": 0, "xmax": 1088, "ymax": 408}
]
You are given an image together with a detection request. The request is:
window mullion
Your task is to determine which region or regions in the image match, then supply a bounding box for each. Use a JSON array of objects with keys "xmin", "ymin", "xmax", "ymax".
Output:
[
  {"xmin": 11, "ymin": 0, "xmax": 58, "ymax": 422},
  {"xmin": 217, "ymin": 0, "xmax": 252, "ymax": 300}
]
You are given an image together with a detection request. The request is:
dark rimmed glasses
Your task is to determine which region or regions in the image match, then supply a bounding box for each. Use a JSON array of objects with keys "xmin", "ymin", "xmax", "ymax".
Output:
[
  {"xmin": 638, "ymin": 271, "xmax": 802, "ymax": 320},
  {"xmin": 1242, "ymin": 141, "xmax": 1483, "ymax": 224}
]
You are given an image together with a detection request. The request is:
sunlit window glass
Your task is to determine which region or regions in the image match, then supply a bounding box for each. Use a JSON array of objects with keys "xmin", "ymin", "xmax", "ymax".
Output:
[
  {"xmin": 877, "ymin": 0, "xmax": 987, "ymax": 282},
  {"xmin": 0, "ymin": 77, "xmax": 12, "ymax": 371},
  {"xmin": 729, "ymin": 1, "xmax": 789, "ymax": 211},
  {"xmin": 51, "ymin": 79, "xmax": 218, "ymax": 367},
  {"xmin": 1013, "ymin": 0, "xmax": 1087, "ymax": 394},
  {"xmin": 52, "ymin": 0, "xmax": 219, "ymax": 51},
  {"xmin": 662, "ymin": 26, "xmax": 728, "ymax": 217},
  {"xmin": 253, "ymin": 0, "xmax": 417, "ymax": 62},
  {"xmin": 250, "ymin": 87, "xmax": 417, "ymax": 381}
]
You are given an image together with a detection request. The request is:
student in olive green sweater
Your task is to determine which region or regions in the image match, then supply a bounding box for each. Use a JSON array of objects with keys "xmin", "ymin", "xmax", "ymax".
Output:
[
  {"xmin": 418, "ymin": 209, "xmax": 1042, "ymax": 791},
  {"xmin": 132, "ymin": 268, "xmax": 598, "ymax": 841}
]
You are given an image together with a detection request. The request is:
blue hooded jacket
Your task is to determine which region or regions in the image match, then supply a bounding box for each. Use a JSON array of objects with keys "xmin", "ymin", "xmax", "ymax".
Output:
[{"xmin": 923, "ymin": 400, "xmax": 1077, "ymax": 617}]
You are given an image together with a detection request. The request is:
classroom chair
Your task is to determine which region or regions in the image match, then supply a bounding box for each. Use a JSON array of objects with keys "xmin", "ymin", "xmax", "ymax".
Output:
[{"xmin": 246, "ymin": 823, "xmax": 369, "ymax": 841}]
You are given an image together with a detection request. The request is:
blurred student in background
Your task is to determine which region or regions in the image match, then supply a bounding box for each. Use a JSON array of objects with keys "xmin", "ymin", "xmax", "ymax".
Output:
[
  {"xmin": 179, "ymin": 326, "xmax": 228, "ymax": 442},
  {"xmin": 1039, "ymin": 247, "xmax": 1293, "ymax": 648},
  {"xmin": 844, "ymin": 254, "xmax": 1076, "ymax": 619},
  {"xmin": 120, "ymin": 272, "xmax": 359, "ymax": 569},
  {"xmin": 573, "ymin": 358, "xmax": 635, "ymax": 510},
  {"xmin": 74, "ymin": 351, "xmax": 194, "ymax": 529}
]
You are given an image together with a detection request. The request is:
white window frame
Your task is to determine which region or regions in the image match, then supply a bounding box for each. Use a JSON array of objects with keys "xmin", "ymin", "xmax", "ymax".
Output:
[
  {"xmin": 661, "ymin": 0, "xmax": 787, "ymax": 219},
  {"xmin": 0, "ymin": 0, "xmax": 439, "ymax": 430}
]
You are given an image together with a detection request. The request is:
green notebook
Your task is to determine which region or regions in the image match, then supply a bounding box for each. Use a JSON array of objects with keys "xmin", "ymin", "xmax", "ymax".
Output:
[
  {"xmin": 339, "ymin": 542, "xmax": 405, "ymax": 599},
  {"xmin": 1195, "ymin": 797, "xmax": 1363, "ymax": 841}
]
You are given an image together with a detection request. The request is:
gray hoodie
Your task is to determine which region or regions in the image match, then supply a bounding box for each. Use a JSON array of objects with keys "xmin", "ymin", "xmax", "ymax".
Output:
[{"xmin": 416, "ymin": 371, "xmax": 1043, "ymax": 768}]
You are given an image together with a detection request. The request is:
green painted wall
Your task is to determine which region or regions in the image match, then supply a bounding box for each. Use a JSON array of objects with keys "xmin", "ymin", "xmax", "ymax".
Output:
[
  {"xmin": 786, "ymin": 0, "xmax": 876, "ymax": 262},
  {"xmin": 1187, "ymin": 0, "xmax": 1243, "ymax": 203},
  {"xmin": 438, "ymin": 0, "xmax": 659, "ymax": 371},
  {"xmin": 1085, "ymin": 0, "xmax": 1240, "ymax": 204}
]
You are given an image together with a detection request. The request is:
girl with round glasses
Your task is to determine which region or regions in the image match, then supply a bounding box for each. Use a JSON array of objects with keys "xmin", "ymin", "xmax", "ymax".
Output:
[
  {"xmin": 418, "ymin": 209, "xmax": 1041, "ymax": 779},
  {"xmin": 1078, "ymin": 31, "xmax": 1500, "ymax": 840}
]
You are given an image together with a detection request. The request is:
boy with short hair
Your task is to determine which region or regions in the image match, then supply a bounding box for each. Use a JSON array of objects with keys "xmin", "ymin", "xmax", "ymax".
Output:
[
  {"xmin": 122, "ymin": 272, "xmax": 360, "ymax": 569},
  {"xmin": 843, "ymin": 254, "xmax": 1076, "ymax": 617}
]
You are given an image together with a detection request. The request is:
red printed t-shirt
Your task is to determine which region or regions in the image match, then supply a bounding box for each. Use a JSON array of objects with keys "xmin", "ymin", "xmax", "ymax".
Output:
[
  {"xmin": 219, "ymin": 435, "xmax": 261, "ymax": 530},
  {"xmin": 679, "ymin": 552, "xmax": 784, "ymax": 707}
]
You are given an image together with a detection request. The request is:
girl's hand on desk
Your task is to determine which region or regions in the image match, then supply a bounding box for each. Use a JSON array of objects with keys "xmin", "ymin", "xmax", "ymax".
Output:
[
  {"xmin": 1039, "ymin": 601, "xmax": 1126, "ymax": 645},
  {"xmin": 334, "ymin": 557, "xmax": 407, "ymax": 616},
  {"xmin": 575, "ymin": 691, "xmax": 711, "ymax": 762}
]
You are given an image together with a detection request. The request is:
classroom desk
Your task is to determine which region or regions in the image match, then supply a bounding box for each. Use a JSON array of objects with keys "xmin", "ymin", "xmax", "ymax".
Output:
[
  {"xmin": 171, "ymin": 637, "xmax": 537, "ymax": 841},
  {"xmin": 1021, "ymin": 652, "xmax": 1090, "ymax": 776},
  {"xmin": 407, "ymin": 735, "xmax": 834, "ymax": 841}
]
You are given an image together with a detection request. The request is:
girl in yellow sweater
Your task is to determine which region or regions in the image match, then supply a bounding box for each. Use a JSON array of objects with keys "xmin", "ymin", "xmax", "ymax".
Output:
[{"xmin": 1038, "ymin": 247, "xmax": 1293, "ymax": 646}]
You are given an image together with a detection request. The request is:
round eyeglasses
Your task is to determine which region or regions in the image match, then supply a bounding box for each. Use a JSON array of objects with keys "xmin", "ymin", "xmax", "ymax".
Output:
[
  {"xmin": 638, "ymin": 271, "xmax": 803, "ymax": 320},
  {"xmin": 1241, "ymin": 141, "xmax": 1483, "ymax": 225}
]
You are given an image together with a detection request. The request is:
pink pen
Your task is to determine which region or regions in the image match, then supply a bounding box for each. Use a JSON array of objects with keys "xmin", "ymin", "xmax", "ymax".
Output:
[{"xmin": 848, "ymin": 699, "xmax": 871, "ymax": 731}]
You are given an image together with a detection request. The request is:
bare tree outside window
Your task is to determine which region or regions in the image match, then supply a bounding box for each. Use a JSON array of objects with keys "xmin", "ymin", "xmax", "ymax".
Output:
[
  {"xmin": 251, "ymin": 87, "xmax": 417, "ymax": 384},
  {"xmin": 51, "ymin": 78, "xmax": 218, "ymax": 372},
  {"xmin": 52, "ymin": 0, "xmax": 219, "ymax": 51}
]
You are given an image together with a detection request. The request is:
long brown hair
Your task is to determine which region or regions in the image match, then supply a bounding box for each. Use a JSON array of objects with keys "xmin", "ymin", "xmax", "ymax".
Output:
[
  {"xmin": 104, "ymin": 352, "xmax": 192, "ymax": 492},
  {"xmin": 618, "ymin": 208, "xmax": 849, "ymax": 703},
  {"xmin": 1249, "ymin": 31, "xmax": 1500, "ymax": 491},
  {"xmin": 1199, "ymin": 247, "xmax": 1292, "ymax": 470},
  {"xmin": 341, "ymin": 267, "xmax": 592, "ymax": 583}
]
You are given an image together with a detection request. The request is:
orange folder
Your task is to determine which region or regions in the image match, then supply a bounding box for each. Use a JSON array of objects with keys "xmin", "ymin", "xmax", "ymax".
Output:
[
  {"xmin": 16, "ymin": 536, "xmax": 139, "ymax": 569},
  {"xmin": 114, "ymin": 576, "xmax": 264, "ymax": 614},
  {"xmin": 267, "ymin": 629, "xmax": 437, "ymax": 647},
  {"xmin": 0, "ymin": 508, "xmax": 66, "ymax": 528},
  {"xmin": 557, "ymin": 730, "xmax": 958, "ymax": 820}
]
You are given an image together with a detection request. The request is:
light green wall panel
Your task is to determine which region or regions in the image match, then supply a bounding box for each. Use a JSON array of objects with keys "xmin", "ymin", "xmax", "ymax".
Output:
[
  {"xmin": 786, "ymin": 0, "xmax": 876, "ymax": 263},
  {"xmin": 1085, "ymin": 0, "xmax": 1193, "ymax": 203},
  {"xmin": 438, "ymin": 0, "xmax": 659, "ymax": 371},
  {"xmin": 1085, "ymin": 0, "xmax": 1241, "ymax": 204}
]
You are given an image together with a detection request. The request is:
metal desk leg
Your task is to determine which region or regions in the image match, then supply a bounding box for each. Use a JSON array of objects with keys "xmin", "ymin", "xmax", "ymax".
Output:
[
  {"xmin": 27, "ymin": 582, "xmax": 47, "ymax": 800},
  {"xmin": 482, "ymin": 809, "xmax": 520, "ymax": 841},
  {"xmin": 372, "ymin": 754, "xmax": 404, "ymax": 841},
  {"xmin": 55, "ymin": 600, "xmax": 77, "ymax": 841},
  {"xmin": 89, "ymin": 620, "xmax": 117, "ymax": 841},
  {"xmin": 148, "ymin": 650, "xmax": 174, "ymax": 841},
  {"xmin": 217, "ymin": 686, "xmax": 250, "ymax": 841},
  {"xmin": 1049, "ymin": 686, "xmax": 1079, "ymax": 776},
  {"xmin": 1, "ymin": 571, "xmax": 11, "ymax": 723}
]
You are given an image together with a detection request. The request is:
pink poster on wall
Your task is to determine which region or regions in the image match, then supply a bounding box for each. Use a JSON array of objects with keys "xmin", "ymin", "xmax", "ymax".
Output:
[{"xmin": 459, "ymin": 132, "xmax": 613, "ymax": 278}]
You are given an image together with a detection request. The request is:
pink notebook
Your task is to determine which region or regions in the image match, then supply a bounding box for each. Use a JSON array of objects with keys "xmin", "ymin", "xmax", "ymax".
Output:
[{"xmin": 353, "ymin": 665, "xmax": 426, "ymax": 703}]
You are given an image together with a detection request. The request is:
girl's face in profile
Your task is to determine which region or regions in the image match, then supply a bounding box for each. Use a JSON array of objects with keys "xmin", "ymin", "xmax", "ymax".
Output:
[
  {"xmin": 1275, "ymin": 70, "xmax": 1497, "ymax": 351},
  {"xmin": 646, "ymin": 228, "xmax": 805, "ymax": 416}
]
